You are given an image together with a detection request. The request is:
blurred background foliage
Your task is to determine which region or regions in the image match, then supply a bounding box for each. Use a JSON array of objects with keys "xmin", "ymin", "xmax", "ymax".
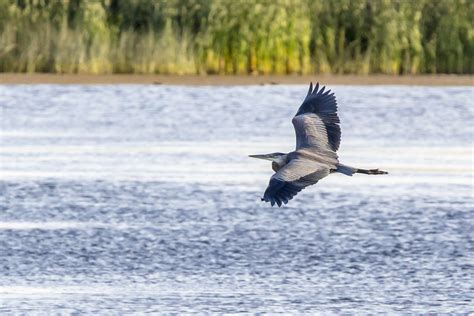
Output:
[{"xmin": 0, "ymin": 0, "xmax": 472, "ymax": 74}]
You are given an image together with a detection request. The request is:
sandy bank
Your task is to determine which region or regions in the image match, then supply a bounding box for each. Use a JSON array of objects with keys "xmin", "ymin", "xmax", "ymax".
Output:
[{"xmin": 0, "ymin": 73, "xmax": 472, "ymax": 86}]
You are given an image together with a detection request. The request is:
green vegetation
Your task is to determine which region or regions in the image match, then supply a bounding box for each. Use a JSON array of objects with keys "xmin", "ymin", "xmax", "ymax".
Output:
[{"xmin": 0, "ymin": 0, "xmax": 472, "ymax": 74}]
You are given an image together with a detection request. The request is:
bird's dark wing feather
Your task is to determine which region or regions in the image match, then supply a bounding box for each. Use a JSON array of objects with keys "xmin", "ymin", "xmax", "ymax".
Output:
[
  {"xmin": 294, "ymin": 82, "xmax": 341, "ymax": 152},
  {"xmin": 262, "ymin": 158, "xmax": 330, "ymax": 207}
]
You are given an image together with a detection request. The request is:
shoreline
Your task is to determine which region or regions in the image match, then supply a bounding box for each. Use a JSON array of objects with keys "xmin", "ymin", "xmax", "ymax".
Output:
[{"xmin": 0, "ymin": 73, "xmax": 472, "ymax": 86}]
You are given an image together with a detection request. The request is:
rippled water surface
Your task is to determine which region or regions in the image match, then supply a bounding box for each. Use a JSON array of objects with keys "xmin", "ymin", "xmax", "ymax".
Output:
[{"xmin": 1, "ymin": 84, "xmax": 473, "ymax": 313}]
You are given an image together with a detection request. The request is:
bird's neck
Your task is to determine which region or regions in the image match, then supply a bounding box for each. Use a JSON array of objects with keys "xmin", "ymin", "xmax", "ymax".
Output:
[{"xmin": 271, "ymin": 155, "xmax": 288, "ymax": 172}]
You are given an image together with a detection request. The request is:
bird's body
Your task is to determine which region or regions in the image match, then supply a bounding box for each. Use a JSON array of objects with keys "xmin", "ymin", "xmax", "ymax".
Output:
[{"xmin": 250, "ymin": 82, "xmax": 387, "ymax": 207}]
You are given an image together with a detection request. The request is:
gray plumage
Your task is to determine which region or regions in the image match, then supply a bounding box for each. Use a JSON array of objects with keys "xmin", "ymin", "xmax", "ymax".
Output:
[{"xmin": 250, "ymin": 82, "xmax": 387, "ymax": 207}]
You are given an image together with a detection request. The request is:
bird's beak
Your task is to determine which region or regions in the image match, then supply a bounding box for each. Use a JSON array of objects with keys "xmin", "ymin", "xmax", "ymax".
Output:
[{"xmin": 248, "ymin": 154, "xmax": 271, "ymax": 160}]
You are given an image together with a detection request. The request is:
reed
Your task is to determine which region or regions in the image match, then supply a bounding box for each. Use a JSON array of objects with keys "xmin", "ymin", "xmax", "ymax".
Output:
[{"xmin": 0, "ymin": 0, "xmax": 472, "ymax": 74}]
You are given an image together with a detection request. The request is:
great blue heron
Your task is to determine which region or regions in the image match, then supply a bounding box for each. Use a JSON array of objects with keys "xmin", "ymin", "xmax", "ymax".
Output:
[{"xmin": 250, "ymin": 82, "xmax": 387, "ymax": 207}]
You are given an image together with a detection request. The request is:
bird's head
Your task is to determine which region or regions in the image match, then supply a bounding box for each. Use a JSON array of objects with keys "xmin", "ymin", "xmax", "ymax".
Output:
[{"xmin": 248, "ymin": 152, "xmax": 287, "ymax": 162}]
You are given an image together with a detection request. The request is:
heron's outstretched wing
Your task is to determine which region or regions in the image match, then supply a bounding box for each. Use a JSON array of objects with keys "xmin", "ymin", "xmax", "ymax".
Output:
[
  {"xmin": 293, "ymin": 82, "xmax": 341, "ymax": 153},
  {"xmin": 262, "ymin": 157, "xmax": 330, "ymax": 207}
]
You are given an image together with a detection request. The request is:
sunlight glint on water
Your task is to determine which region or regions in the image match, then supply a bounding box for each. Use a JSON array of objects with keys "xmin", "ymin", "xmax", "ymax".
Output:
[{"xmin": 0, "ymin": 85, "xmax": 473, "ymax": 313}]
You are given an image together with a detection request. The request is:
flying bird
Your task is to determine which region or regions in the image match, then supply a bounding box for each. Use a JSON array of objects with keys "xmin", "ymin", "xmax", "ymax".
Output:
[{"xmin": 250, "ymin": 82, "xmax": 387, "ymax": 207}]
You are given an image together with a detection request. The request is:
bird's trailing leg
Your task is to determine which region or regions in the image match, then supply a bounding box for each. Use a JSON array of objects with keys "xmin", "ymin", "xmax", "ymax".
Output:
[{"xmin": 355, "ymin": 168, "xmax": 388, "ymax": 175}]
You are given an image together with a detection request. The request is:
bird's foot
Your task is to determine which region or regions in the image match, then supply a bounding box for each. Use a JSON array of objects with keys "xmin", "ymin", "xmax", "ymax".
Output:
[{"xmin": 367, "ymin": 168, "xmax": 388, "ymax": 175}]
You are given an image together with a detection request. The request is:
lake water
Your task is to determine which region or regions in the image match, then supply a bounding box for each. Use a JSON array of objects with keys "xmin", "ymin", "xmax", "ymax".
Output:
[{"xmin": 0, "ymin": 84, "xmax": 473, "ymax": 313}]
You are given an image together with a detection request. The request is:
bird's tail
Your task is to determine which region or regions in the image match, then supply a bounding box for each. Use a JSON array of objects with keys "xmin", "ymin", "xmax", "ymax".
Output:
[{"xmin": 336, "ymin": 164, "xmax": 388, "ymax": 176}]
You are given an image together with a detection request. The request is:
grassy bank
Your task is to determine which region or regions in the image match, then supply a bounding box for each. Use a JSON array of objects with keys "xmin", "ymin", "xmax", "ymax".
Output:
[{"xmin": 1, "ymin": 0, "xmax": 473, "ymax": 75}]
